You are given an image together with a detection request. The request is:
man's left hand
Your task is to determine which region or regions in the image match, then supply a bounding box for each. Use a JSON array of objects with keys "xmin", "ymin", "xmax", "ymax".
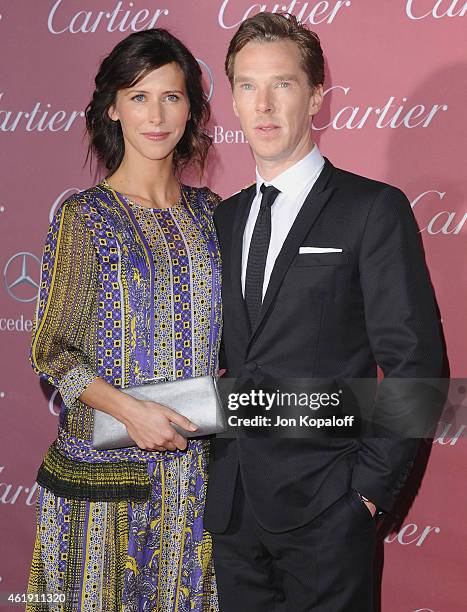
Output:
[{"xmin": 363, "ymin": 500, "xmax": 377, "ymax": 517}]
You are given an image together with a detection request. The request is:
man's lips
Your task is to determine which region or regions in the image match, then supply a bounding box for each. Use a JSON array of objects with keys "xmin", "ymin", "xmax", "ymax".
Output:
[
  {"xmin": 254, "ymin": 125, "xmax": 281, "ymax": 135},
  {"xmin": 142, "ymin": 132, "xmax": 170, "ymax": 141}
]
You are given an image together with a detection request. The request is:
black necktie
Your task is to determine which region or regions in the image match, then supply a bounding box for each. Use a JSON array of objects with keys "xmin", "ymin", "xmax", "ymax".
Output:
[{"xmin": 244, "ymin": 183, "xmax": 281, "ymax": 327}]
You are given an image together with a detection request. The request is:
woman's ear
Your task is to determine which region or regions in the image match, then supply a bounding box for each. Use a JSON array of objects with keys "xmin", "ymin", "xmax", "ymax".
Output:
[{"xmin": 108, "ymin": 105, "xmax": 119, "ymax": 122}]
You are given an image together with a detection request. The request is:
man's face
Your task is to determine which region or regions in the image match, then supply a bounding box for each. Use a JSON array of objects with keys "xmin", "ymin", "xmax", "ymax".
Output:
[{"xmin": 232, "ymin": 40, "xmax": 323, "ymax": 174}]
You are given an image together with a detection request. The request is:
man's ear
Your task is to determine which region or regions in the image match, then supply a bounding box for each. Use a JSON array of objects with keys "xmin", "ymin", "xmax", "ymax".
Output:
[
  {"xmin": 232, "ymin": 96, "xmax": 239, "ymax": 118},
  {"xmin": 309, "ymin": 84, "xmax": 324, "ymax": 118}
]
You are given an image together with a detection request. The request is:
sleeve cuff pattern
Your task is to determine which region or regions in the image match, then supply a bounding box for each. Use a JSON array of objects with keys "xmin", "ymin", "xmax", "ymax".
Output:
[{"xmin": 58, "ymin": 364, "xmax": 97, "ymax": 407}]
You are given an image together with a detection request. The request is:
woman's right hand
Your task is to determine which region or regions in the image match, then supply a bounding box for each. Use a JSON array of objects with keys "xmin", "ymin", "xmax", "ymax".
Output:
[
  {"xmin": 80, "ymin": 378, "xmax": 198, "ymax": 452},
  {"xmin": 120, "ymin": 397, "xmax": 198, "ymax": 451}
]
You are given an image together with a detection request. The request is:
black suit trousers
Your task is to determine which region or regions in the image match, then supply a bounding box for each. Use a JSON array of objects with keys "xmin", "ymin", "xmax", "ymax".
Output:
[{"xmin": 212, "ymin": 472, "xmax": 376, "ymax": 612}]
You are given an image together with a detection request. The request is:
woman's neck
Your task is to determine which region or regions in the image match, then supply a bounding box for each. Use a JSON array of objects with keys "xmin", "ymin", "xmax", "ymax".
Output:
[{"xmin": 106, "ymin": 155, "xmax": 180, "ymax": 209}]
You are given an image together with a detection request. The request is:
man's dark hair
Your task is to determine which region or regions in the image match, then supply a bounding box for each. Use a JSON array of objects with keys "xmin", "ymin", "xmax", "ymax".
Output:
[{"xmin": 225, "ymin": 13, "xmax": 324, "ymax": 90}]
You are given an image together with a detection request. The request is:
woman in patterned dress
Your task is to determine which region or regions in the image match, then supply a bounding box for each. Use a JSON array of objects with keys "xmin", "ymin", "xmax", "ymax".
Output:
[{"xmin": 27, "ymin": 29, "xmax": 221, "ymax": 611}]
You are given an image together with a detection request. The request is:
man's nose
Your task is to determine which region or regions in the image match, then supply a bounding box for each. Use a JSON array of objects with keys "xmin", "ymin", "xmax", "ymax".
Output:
[{"xmin": 256, "ymin": 89, "xmax": 274, "ymax": 113}]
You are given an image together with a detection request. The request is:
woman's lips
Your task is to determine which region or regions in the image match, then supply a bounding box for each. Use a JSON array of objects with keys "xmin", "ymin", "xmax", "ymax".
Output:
[{"xmin": 142, "ymin": 132, "xmax": 170, "ymax": 141}]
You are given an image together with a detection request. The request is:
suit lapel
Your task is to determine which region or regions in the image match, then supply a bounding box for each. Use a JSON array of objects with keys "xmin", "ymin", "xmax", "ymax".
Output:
[
  {"xmin": 248, "ymin": 159, "xmax": 335, "ymax": 347},
  {"xmin": 230, "ymin": 185, "xmax": 256, "ymax": 336}
]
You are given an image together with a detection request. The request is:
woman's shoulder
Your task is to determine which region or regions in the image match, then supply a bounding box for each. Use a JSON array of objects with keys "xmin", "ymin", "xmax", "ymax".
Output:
[
  {"xmin": 185, "ymin": 185, "xmax": 222, "ymax": 214},
  {"xmin": 55, "ymin": 183, "xmax": 115, "ymax": 220}
]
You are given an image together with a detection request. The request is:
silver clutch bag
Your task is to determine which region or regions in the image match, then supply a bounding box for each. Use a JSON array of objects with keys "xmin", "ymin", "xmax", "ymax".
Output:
[{"xmin": 92, "ymin": 375, "xmax": 225, "ymax": 450}]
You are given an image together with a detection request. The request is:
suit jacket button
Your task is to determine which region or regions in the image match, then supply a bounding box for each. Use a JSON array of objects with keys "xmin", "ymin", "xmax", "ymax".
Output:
[{"xmin": 245, "ymin": 362, "xmax": 258, "ymax": 372}]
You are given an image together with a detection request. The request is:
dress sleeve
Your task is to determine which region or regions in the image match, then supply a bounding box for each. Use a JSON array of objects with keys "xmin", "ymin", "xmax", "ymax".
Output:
[
  {"xmin": 201, "ymin": 187, "xmax": 222, "ymax": 214},
  {"xmin": 30, "ymin": 199, "xmax": 99, "ymax": 407}
]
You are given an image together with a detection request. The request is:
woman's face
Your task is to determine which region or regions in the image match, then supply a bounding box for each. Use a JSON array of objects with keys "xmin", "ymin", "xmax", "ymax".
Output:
[{"xmin": 109, "ymin": 62, "xmax": 190, "ymax": 165}]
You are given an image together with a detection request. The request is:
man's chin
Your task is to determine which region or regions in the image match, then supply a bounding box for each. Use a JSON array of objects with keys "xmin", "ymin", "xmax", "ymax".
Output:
[{"xmin": 250, "ymin": 144, "xmax": 287, "ymax": 163}]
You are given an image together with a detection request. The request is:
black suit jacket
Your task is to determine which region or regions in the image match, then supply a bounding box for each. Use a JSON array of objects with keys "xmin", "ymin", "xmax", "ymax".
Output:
[{"xmin": 204, "ymin": 159, "xmax": 444, "ymax": 534}]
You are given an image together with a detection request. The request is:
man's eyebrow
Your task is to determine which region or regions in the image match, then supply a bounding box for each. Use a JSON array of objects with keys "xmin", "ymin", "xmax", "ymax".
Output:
[
  {"xmin": 270, "ymin": 74, "xmax": 299, "ymax": 81},
  {"xmin": 234, "ymin": 74, "xmax": 299, "ymax": 83},
  {"xmin": 234, "ymin": 75, "xmax": 255, "ymax": 83}
]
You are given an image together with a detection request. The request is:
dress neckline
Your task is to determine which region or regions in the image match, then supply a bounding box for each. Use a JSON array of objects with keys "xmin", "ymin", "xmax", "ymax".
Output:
[{"xmin": 101, "ymin": 179, "xmax": 186, "ymax": 211}]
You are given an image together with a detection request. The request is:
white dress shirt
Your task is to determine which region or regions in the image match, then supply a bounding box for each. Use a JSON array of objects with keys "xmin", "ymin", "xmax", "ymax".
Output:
[{"xmin": 241, "ymin": 145, "xmax": 325, "ymax": 299}]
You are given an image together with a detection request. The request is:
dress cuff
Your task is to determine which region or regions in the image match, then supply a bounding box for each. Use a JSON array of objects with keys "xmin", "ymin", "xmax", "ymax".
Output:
[{"xmin": 58, "ymin": 364, "xmax": 97, "ymax": 407}]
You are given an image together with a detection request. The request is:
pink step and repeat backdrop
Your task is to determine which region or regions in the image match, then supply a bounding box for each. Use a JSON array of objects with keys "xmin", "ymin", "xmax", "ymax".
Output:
[{"xmin": 1, "ymin": 1, "xmax": 466, "ymax": 610}]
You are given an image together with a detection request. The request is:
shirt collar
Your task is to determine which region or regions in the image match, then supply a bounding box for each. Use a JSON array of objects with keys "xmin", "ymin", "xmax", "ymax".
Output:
[{"xmin": 255, "ymin": 145, "xmax": 324, "ymax": 198}]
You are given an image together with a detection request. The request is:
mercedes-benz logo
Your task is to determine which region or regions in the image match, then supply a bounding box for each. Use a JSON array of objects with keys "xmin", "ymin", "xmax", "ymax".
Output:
[
  {"xmin": 197, "ymin": 58, "xmax": 214, "ymax": 102},
  {"xmin": 4, "ymin": 252, "xmax": 40, "ymax": 302}
]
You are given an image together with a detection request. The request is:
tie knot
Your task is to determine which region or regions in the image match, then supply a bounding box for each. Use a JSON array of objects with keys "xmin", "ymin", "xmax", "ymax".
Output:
[{"xmin": 259, "ymin": 184, "xmax": 280, "ymax": 209}]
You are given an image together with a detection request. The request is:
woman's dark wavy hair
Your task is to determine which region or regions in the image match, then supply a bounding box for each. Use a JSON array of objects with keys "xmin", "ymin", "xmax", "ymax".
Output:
[{"xmin": 85, "ymin": 28, "xmax": 212, "ymax": 176}]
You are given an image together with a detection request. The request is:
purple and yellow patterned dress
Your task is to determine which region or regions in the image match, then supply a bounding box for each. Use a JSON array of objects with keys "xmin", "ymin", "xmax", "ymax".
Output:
[{"xmin": 27, "ymin": 181, "xmax": 222, "ymax": 611}]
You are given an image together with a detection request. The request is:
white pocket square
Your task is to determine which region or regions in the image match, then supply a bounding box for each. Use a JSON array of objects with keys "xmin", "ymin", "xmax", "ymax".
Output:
[{"xmin": 299, "ymin": 247, "xmax": 343, "ymax": 254}]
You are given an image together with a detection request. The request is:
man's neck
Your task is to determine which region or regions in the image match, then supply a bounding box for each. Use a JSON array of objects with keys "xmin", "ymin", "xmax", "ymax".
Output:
[{"xmin": 256, "ymin": 141, "xmax": 315, "ymax": 182}]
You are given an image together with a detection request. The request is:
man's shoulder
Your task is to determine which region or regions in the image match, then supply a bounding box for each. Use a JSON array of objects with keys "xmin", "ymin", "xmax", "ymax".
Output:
[
  {"xmin": 331, "ymin": 164, "xmax": 404, "ymax": 200},
  {"xmin": 329, "ymin": 163, "xmax": 413, "ymax": 229},
  {"xmin": 215, "ymin": 184, "xmax": 255, "ymax": 219}
]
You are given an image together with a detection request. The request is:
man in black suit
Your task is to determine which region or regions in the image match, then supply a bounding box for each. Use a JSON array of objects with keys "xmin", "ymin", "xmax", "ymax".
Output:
[{"xmin": 204, "ymin": 12, "xmax": 444, "ymax": 612}]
